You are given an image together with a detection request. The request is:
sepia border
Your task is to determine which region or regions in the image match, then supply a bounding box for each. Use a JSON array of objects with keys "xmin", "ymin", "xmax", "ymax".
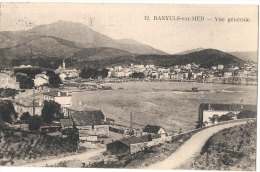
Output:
[{"xmin": 0, "ymin": 0, "xmax": 259, "ymax": 172}]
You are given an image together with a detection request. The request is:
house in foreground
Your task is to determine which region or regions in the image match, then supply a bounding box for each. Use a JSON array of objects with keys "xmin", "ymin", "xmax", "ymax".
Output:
[
  {"xmin": 66, "ymin": 106, "xmax": 109, "ymax": 141},
  {"xmin": 107, "ymin": 134, "xmax": 163, "ymax": 155},
  {"xmin": 107, "ymin": 136, "xmax": 147, "ymax": 155},
  {"xmin": 198, "ymin": 103, "xmax": 257, "ymax": 127},
  {"xmin": 143, "ymin": 125, "xmax": 167, "ymax": 138}
]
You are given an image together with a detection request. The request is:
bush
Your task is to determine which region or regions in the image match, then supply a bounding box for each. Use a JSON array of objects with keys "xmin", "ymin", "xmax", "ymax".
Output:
[
  {"xmin": 20, "ymin": 112, "xmax": 31, "ymax": 121},
  {"xmin": 41, "ymin": 100, "xmax": 62, "ymax": 124},
  {"xmin": 29, "ymin": 115, "xmax": 42, "ymax": 130},
  {"xmin": 237, "ymin": 110, "xmax": 257, "ymax": 119},
  {"xmin": 0, "ymin": 100, "xmax": 18, "ymax": 124}
]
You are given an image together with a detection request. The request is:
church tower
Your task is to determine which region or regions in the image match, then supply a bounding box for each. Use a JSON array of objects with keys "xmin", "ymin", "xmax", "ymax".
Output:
[{"xmin": 62, "ymin": 59, "xmax": 66, "ymax": 69}]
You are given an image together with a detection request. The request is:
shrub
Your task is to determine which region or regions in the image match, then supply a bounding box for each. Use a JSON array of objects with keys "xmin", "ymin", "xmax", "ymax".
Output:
[
  {"xmin": 29, "ymin": 115, "xmax": 42, "ymax": 131},
  {"xmin": 20, "ymin": 112, "xmax": 31, "ymax": 121},
  {"xmin": 237, "ymin": 110, "xmax": 257, "ymax": 119}
]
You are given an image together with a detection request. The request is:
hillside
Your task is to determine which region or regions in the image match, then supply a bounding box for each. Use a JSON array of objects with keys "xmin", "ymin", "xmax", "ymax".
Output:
[
  {"xmin": 229, "ymin": 51, "xmax": 258, "ymax": 62},
  {"xmin": 95, "ymin": 49, "xmax": 245, "ymax": 68},
  {"xmin": 0, "ymin": 21, "xmax": 246, "ymax": 69},
  {"xmin": 0, "ymin": 21, "xmax": 165, "ymax": 57},
  {"xmin": 176, "ymin": 48, "xmax": 205, "ymax": 55},
  {"xmin": 189, "ymin": 121, "xmax": 256, "ymax": 171}
]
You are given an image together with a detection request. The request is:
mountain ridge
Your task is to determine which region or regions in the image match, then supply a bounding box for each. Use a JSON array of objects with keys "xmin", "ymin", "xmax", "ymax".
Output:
[{"xmin": 0, "ymin": 21, "xmax": 249, "ymax": 69}]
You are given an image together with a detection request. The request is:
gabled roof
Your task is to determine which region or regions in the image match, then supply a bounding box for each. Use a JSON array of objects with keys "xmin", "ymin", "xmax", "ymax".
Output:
[
  {"xmin": 199, "ymin": 103, "xmax": 257, "ymax": 112},
  {"xmin": 143, "ymin": 125, "xmax": 163, "ymax": 134},
  {"xmin": 118, "ymin": 136, "xmax": 146, "ymax": 147},
  {"xmin": 70, "ymin": 110, "xmax": 105, "ymax": 126},
  {"xmin": 60, "ymin": 118, "xmax": 73, "ymax": 127}
]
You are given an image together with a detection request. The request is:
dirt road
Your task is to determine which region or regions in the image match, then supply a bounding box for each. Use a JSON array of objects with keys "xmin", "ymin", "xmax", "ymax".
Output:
[
  {"xmin": 22, "ymin": 148, "xmax": 105, "ymax": 167},
  {"xmin": 146, "ymin": 120, "xmax": 249, "ymax": 170}
]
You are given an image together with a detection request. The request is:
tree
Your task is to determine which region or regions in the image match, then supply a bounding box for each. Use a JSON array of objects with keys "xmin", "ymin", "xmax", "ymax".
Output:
[
  {"xmin": 49, "ymin": 74, "xmax": 62, "ymax": 88},
  {"xmin": 16, "ymin": 75, "xmax": 34, "ymax": 89},
  {"xmin": 132, "ymin": 72, "xmax": 145, "ymax": 79},
  {"xmin": 29, "ymin": 115, "xmax": 42, "ymax": 131},
  {"xmin": 0, "ymin": 100, "xmax": 18, "ymax": 124},
  {"xmin": 20, "ymin": 112, "xmax": 31, "ymax": 121},
  {"xmin": 79, "ymin": 67, "xmax": 107, "ymax": 79},
  {"xmin": 100, "ymin": 68, "xmax": 109, "ymax": 78},
  {"xmin": 237, "ymin": 110, "xmax": 257, "ymax": 119},
  {"xmin": 218, "ymin": 114, "xmax": 233, "ymax": 122},
  {"xmin": 188, "ymin": 72, "xmax": 193, "ymax": 80},
  {"xmin": 41, "ymin": 100, "xmax": 62, "ymax": 124}
]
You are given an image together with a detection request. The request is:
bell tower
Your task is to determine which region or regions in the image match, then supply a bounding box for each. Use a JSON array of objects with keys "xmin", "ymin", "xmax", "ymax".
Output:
[{"xmin": 62, "ymin": 59, "xmax": 66, "ymax": 69}]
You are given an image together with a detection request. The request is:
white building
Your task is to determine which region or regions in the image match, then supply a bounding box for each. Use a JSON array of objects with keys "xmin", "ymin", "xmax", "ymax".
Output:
[
  {"xmin": 55, "ymin": 59, "xmax": 79, "ymax": 79},
  {"xmin": 212, "ymin": 66, "xmax": 217, "ymax": 70},
  {"xmin": 34, "ymin": 74, "xmax": 49, "ymax": 87},
  {"xmin": 0, "ymin": 72, "xmax": 20, "ymax": 89},
  {"xmin": 59, "ymin": 73, "xmax": 67, "ymax": 81},
  {"xmin": 217, "ymin": 64, "xmax": 224, "ymax": 70},
  {"xmin": 43, "ymin": 90, "xmax": 72, "ymax": 114}
]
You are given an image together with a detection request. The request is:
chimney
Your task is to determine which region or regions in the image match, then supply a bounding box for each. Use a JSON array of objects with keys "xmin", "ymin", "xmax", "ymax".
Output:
[
  {"xmin": 208, "ymin": 104, "xmax": 211, "ymax": 111},
  {"xmin": 58, "ymin": 91, "xmax": 61, "ymax": 96},
  {"xmin": 79, "ymin": 101, "xmax": 82, "ymax": 106}
]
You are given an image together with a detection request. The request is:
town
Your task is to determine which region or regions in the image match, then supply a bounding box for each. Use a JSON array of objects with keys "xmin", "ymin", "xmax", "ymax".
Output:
[
  {"xmin": 0, "ymin": 3, "xmax": 258, "ymax": 170},
  {"xmin": 0, "ymin": 59, "xmax": 257, "ymax": 168}
]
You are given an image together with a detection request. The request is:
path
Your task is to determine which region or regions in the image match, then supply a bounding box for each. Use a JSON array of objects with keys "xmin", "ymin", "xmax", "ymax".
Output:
[
  {"xmin": 146, "ymin": 120, "xmax": 250, "ymax": 170},
  {"xmin": 22, "ymin": 148, "xmax": 105, "ymax": 167}
]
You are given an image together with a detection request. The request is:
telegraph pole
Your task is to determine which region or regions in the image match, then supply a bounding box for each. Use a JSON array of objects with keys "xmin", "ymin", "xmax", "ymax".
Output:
[
  {"xmin": 130, "ymin": 111, "xmax": 133, "ymax": 130},
  {"xmin": 32, "ymin": 87, "xmax": 35, "ymax": 116}
]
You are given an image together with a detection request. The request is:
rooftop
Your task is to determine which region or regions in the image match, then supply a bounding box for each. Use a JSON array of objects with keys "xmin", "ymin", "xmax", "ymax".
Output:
[
  {"xmin": 119, "ymin": 136, "xmax": 147, "ymax": 147},
  {"xmin": 143, "ymin": 125, "xmax": 164, "ymax": 134},
  {"xmin": 60, "ymin": 118, "xmax": 73, "ymax": 127},
  {"xmin": 70, "ymin": 109, "xmax": 105, "ymax": 126},
  {"xmin": 43, "ymin": 90, "xmax": 71, "ymax": 97},
  {"xmin": 199, "ymin": 103, "xmax": 257, "ymax": 112}
]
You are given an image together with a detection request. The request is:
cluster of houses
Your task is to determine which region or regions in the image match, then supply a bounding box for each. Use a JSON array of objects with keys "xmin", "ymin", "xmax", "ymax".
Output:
[
  {"xmin": 107, "ymin": 63, "xmax": 257, "ymax": 83},
  {"xmin": 0, "ymin": 60, "xmax": 80, "ymax": 91},
  {"xmin": 54, "ymin": 60, "xmax": 79, "ymax": 81}
]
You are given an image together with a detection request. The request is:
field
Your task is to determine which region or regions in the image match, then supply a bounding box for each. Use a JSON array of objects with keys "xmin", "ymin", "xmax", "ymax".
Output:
[{"xmin": 72, "ymin": 82, "xmax": 257, "ymax": 132}]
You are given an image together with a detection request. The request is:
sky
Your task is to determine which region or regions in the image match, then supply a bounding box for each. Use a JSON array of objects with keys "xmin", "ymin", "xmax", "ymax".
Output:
[{"xmin": 0, "ymin": 3, "xmax": 258, "ymax": 54}]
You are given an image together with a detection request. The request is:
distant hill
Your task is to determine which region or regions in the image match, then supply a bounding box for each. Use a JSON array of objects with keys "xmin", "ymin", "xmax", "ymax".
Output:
[
  {"xmin": 176, "ymin": 48, "xmax": 205, "ymax": 55},
  {"xmin": 0, "ymin": 21, "xmax": 247, "ymax": 69},
  {"xmin": 0, "ymin": 21, "xmax": 167, "ymax": 68},
  {"xmin": 228, "ymin": 51, "xmax": 258, "ymax": 62},
  {"xmin": 74, "ymin": 49, "xmax": 246, "ymax": 69}
]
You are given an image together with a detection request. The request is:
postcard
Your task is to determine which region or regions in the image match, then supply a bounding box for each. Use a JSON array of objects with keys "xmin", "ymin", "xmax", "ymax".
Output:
[{"xmin": 0, "ymin": 2, "xmax": 258, "ymax": 171}]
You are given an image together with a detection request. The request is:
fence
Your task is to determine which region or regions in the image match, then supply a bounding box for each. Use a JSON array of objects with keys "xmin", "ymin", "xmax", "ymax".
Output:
[{"xmin": 128, "ymin": 118, "xmax": 255, "ymax": 155}]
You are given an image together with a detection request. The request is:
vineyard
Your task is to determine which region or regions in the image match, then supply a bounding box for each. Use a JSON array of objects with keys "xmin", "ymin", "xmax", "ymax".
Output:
[
  {"xmin": 0, "ymin": 130, "xmax": 85, "ymax": 166},
  {"xmin": 189, "ymin": 121, "xmax": 256, "ymax": 171}
]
